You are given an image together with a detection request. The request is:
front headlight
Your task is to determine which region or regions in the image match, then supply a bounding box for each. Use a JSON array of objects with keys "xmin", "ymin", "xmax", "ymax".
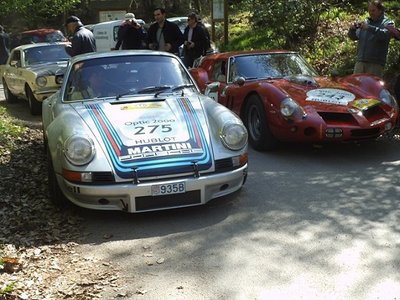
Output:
[
  {"xmin": 220, "ymin": 123, "xmax": 248, "ymax": 151},
  {"xmin": 380, "ymin": 89, "xmax": 398, "ymax": 109},
  {"xmin": 280, "ymin": 97, "xmax": 301, "ymax": 118},
  {"xmin": 36, "ymin": 76, "xmax": 47, "ymax": 87},
  {"xmin": 64, "ymin": 135, "xmax": 95, "ymax": 166}
]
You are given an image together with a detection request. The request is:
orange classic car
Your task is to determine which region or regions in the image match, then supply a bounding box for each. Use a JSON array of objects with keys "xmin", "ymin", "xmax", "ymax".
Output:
[{"xmin": 190, "ymin": 50, "xmax": 399, "ymax": 150}]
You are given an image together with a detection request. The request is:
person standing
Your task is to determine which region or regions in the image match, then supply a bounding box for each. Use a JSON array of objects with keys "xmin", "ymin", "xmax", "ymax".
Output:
[
  {"xmin": 147, "ymin": 7, "xmax": 184, "ymax": 55},
  {"xmin": 115, "ymin": 13, "xmax": 147, "ymax": 50},
  {"xmin": 183, "ymin": 12, "xmax": 208, "ymax": 68},
  {"xmin": 348, "ymin": 0, "xmax": 394, "ymax": 78},
  {"xmin": 0, "ymin": 25, "xmax": 10, "ymax": 64},
  {"xmin": 64, "ymin": 15, "xmax": 96, "ymax": 57}
]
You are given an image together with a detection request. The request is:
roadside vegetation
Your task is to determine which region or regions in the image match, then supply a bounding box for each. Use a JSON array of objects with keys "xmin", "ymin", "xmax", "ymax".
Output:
[
  {"xmin": 218, "ymin": 0, "xmax": 400, "ymax": 89},
  {"xmin": 0, "ymin": 107, "xmax": 26, "ymax": 159}
]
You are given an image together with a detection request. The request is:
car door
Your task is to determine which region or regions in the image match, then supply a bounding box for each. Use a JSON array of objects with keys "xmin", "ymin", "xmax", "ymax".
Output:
[
  {"xmin": 3, "ymin": 49, "xmax": 25, "ymax": 96},
  {"xmin": 204, "ymin": 59, "xmax": 228, "ymax": 105}
]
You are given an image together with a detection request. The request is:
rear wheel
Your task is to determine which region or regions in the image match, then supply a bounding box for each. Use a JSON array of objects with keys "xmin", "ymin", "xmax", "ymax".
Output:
[
  {"xmin": 245, "ymin": 95, "xmax": 278, "ymax": 151},
  {"xmin": 27, "ymin": 86, "xmax": 42, "ymax": 115},
  {"xmin": 47, "ymin": 148, "xmax": 69, "ymax": 208},
  {"xmin": 3, "ymin": 79, "xmax": 18, "ymax": 103}
]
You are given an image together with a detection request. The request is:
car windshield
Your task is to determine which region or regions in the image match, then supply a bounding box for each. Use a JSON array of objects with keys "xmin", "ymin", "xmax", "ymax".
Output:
[
  {"xmin": 24, "ymin": 45, "xmax": 70, "ymax": 66},
  {"xmin": 64, "ymin": 54, "xmax": 194, "ymax": 102},
  {"xmin": 228, "ymin": 53, "xmax": 318, "ymax": 81}
]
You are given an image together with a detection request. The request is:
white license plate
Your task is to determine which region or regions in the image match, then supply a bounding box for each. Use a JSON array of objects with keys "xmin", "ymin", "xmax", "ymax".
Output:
[{"xmin": 151, "ymin": 182, "xmax": 186, "ymax": 196}]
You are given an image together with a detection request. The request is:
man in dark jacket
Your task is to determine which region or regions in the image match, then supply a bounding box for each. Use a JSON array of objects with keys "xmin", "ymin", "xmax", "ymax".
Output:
[
  {"xmin": 183, "ymin": 13, "xmax": 208, "ymax": 68},
  {"xmin": 0, "ymin": 25, "xmax": 10, "ymax": 64},
  {"xmin": 64, "ymin": 15, "xmax": 96, "ymax": 57},
  {"xmin": 347, "ymin": 0, "xmax": 393, "ymax": 77},
  {"xmin": 147, "ymin": 7, "xmax": 184, "ymax": 55},
  {"xmin": 115, "ymin": 13, "xmax": 147, "ymax": 50}
]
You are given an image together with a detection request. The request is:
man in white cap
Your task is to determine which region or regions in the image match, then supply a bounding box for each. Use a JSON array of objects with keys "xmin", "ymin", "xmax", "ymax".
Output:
[{"xmin": 115, "ymin": 12, "xmax": 147, "ymax": 50}]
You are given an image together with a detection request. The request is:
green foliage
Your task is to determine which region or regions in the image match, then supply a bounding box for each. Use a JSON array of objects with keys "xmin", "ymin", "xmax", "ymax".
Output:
[
  {"xmin": 0, "ymin": 106, "xmax": 26, "ymax": 156},
  {"xmin": 0, "ymin": 0, "xmax": 80, "ymax": 29},
  {"xmin": 221, "ymin": 0, "xmax": 400, "ymax": 83},
  {"xmin": 0, "ymin": 282, "xmax": 16, "ymax": 294}
]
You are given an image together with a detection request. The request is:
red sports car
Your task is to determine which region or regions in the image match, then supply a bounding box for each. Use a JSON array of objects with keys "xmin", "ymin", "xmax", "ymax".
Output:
[{"xmin": 190, "ymin": 50, "xmax": 399, "ymax": 150}]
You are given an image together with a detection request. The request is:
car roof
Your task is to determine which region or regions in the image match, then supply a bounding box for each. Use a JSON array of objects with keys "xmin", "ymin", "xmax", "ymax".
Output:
[
  {"xmin": 12, "ymin": 42, "xmax": 68, "ymax": 51},
  {"xmin": 69, "ymin": 49, "xmax": 178, "ymax": 63},
  {"xmin": 206, "ymin": 50, "xmax": 298, "ymax": 59},
  {"xmin": 21, "ymin": 28, "xmax": 63, "ymax": 35}
]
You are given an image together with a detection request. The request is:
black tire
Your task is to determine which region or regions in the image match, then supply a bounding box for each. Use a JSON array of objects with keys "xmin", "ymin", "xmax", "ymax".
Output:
[
  {"xmin": 47, "ymin": 148, "xmax": 69, "ymax": 207},
  {"xmin": 27, "ymin": 86, "xmax": 42, "ymax": 115},
  {"xmin": 2, "ymin": 79, "xmax": 18, "ymax": 103},
  {"xmin": 244, "ymin": 95, "xmax": 278, "ymax": 151}
]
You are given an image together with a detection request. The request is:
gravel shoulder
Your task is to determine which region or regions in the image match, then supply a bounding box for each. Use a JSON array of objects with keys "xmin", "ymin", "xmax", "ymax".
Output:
[{"xmin": 0, "ymin": 87, "xmax": 120, "ymax": 299}]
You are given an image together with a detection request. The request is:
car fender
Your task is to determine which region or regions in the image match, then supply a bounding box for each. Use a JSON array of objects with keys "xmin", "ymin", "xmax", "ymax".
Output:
[{"xmin": 45, "ymin": 104, "xmax": 113, "ymax": 176}]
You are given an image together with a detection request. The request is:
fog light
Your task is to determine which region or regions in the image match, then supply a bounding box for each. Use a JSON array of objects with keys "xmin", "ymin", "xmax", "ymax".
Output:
[{"xmin": 385, "ymin": 122, "xmax": 392, "ymax": 131}]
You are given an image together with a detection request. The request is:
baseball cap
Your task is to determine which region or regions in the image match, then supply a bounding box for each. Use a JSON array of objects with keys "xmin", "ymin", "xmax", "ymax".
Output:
[
  {"xmin": 65, "ymin": 15, "xmax": 80, "ymax": 25},
  {"xmin": 125, "ymin": 13, "xmax": 136, "ymax": 22}
]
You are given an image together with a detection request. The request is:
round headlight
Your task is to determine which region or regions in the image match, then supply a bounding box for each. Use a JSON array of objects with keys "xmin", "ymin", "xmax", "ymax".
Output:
[
  {"xmin": 220, "ymin": 123, "xmax": 248, "ymax": 151},
  {"xmin": 380, "ymin": 89, "xmax": 398, "ymax": 109},
  {"xmin": 36, "ymin": 76, "xmax": 47, "ymax": 87},
  {"xmin": 64, "ymin": 135, "xmax": 95, "ymax": 166},
  {"xmin": 280, "ymin": 97, "xmax": 301, "ymax": 117}
]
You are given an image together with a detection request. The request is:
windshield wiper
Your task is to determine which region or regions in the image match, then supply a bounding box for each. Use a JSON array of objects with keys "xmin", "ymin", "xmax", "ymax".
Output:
[
  {"xmin": 116, "ymin": 90, "xmax": 137, "ymax": 100},
  {"xmin": 137, "ymin": 85, "xmax": 172, "ymax": 95},
  {"xmin": 170, "ymin": 84, "xmax": 195, "ymax": 92}
]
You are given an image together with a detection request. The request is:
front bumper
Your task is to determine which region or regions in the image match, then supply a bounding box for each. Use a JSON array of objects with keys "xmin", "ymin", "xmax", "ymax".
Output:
[{"xmin": 56, "ymin": 164, "xmax": 248, "ymax": 213}]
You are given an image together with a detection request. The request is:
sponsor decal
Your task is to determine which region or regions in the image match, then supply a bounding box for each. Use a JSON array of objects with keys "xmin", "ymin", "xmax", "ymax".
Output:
[
  {"xmin": 121, "ymin": 103, "xmax": 162, "ymax": 110},
  {"xmin": 351, "ymin": 98, "xmax": 380, "ymax": 110},
  {"xmin": 85, "ymin": 97, "xmax": 212, "ymax": 178},
  {"xmin": 306, "ymin": 88, "xmax": 355, "ymax": 105}
]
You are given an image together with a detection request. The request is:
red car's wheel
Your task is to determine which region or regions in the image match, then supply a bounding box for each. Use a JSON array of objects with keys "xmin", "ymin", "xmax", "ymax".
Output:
[{"xmin": 245, "ymin": 95, "xmax": 278, "ymax": 151}]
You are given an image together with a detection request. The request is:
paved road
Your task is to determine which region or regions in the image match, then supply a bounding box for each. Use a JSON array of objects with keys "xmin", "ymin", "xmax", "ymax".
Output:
[{"xmin": 2, "ymin": 85, "xmax": 400, "ymax": 299}]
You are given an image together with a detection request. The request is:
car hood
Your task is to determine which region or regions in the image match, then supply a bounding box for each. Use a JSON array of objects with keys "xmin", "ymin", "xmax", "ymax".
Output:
[
  {"xmin": 71, "ymin": 96, "xmax": 213, "ymax": 179},
  {"xmin": 269, "ymin": 74, "xmax": 384, "ymax": 112},
  {"xmin": 28, "ymin": 61, "xmax": 68, "ymax": 76}
]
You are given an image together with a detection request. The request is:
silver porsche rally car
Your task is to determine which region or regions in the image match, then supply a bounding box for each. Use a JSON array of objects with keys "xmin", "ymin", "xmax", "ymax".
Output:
[{"xmin": 42, "ymin": 50, "xmax": 248, "ymax": 213}]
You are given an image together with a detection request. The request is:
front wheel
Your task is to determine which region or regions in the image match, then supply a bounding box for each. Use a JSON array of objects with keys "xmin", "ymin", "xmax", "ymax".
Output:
[
  {"xmin": 244, "ymin": 95, "xmax": 278, "ymax": 151},
  {"xmin": 3, "ymin": 79, "xmax": 18, "ymax": 103},
  {"xmin": 47, "ymin": 148, "xmax": 69, "ymax": 208},
  {"xmin": 27, "ymin": 86, "xmax": 42, "ymax": 115}
]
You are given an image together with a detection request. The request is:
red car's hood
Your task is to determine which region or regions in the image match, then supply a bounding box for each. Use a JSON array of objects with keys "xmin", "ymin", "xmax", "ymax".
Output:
[{"xmin": 269, "ymin": 74, "xmax": 384, "ymax": 112}]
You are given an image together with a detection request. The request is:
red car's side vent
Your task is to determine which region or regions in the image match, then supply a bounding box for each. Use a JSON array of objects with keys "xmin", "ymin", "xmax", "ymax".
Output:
[{"xmin": 362, "ymin": 105, "xmax": 387, "ymax": 123}]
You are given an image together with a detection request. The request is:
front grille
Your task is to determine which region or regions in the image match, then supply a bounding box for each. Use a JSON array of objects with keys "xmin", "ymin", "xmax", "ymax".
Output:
[
  {"xmin": 135, "ymin": 190, "xmax": 201, "ymax": 211},
  {"xmin": 92, "ymin": 172, "xmax": 115, "ymax": 183},
  {"xmin": 215, "ymin": 158, "xmax": 234, "ymax": 173},
  {"xmin": 318, "ymin": 112, "xmax": 358, "ymax": 126}
]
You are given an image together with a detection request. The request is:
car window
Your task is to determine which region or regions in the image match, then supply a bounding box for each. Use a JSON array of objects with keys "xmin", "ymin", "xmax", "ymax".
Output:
[
  {"xmin": 232, "ymin": 53, "xmax": 318, "ymax": 80},
  {"xmin": 211, "ymin": 60, "xmax": 226, "ymax": 82},
  {"xmin": 24, "ymin": 45, "xmax": 69, "ymax": 66},
  {"xmin": 64, "ymin": 55, "xmax": 193, "ymax": 102},
  {"xmin": 10, "ymin": 50, "xmax": 21, "ymax": 66}
]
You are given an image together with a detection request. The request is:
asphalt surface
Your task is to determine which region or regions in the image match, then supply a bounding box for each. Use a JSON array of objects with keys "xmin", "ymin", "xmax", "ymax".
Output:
[{"xmin": 1, "ymin": 84, "xmax": 400, "ymax": 299}]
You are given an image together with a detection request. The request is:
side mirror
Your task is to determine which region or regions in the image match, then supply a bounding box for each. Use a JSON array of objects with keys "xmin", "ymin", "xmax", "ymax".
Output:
[
  {"xmin": 55, "ymin": 69, "xmax": 65, "ymax": 84},
  {"xmin": 10, "ymin": 60, "xmax": 20, "ymax": 67},
  {"xmin": 330, "ymin": 69, "xmax": 339, "ymax": 79},
  {"xmin": 205, "ymin": 81, "xmax": 220, "ymax": 93},
  {"xmin": 233, "ymin": 76, "xmax": 245, "ymax": 86}
]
